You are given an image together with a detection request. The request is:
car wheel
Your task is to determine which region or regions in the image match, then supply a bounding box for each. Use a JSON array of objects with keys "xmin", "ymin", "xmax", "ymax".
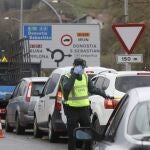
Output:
[
  {"xmin": 48, "ymin": 119, "xmax": 58, "ymax": 142},
  {"xmin": 5, "ymin": 115, "xmax": 14, "ymax": 132},
  {"xmin": 16, "ymin": 115, "xmax": 25, "ymax": 135},
  {"xmin": 33, "ymin": 117, "xmax": 42, "ymax": 138}
]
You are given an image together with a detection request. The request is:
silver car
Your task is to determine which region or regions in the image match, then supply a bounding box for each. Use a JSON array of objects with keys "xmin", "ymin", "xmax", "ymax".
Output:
[
  {"xmin": 74, "ymin": 87, "xmax": 150, "ymax": 150},
  {"xmin": 5, "ymin": 77, "xmax": 48, "ymax": 134}
]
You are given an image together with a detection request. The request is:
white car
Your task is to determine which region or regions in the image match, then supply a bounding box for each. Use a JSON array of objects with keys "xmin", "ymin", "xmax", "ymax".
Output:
[
  {"xmin": 90, "ymin": 71, "xmax": 150, "ymax": 134},
  {"xmin": 33, "ymin": 66, "xmax": 116, "ymax": 142}
]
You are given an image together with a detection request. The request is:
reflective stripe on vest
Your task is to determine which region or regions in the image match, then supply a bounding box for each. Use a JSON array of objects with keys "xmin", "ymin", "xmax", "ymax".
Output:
[{"xmin": 64, "ymin": 73, "xmax": 90, "ymax": 107}]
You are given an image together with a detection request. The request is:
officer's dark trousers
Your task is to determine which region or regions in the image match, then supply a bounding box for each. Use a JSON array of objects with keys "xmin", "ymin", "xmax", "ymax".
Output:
[{"xmin": 65, "ymin": 106, "xmax": 91, "ymax": 150}]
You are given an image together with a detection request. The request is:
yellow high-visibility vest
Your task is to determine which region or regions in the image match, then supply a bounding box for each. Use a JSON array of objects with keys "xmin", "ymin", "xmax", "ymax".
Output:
[{"xmin": 64, "ymin": 73, "xmax": 90, "ymax": 107}]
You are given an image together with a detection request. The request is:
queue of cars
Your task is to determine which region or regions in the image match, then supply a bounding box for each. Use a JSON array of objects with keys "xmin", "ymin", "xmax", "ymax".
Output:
[
  {"xmin": 3, "ymin": 66, "xmax": 150, "ymax": 149},
  {"xmin": 4, "ymin": 66, "xmax": 113, "ymax": 138},
  {"xmin": 33, "ymin": 66, "xmax": 115, "ymax": 142}
]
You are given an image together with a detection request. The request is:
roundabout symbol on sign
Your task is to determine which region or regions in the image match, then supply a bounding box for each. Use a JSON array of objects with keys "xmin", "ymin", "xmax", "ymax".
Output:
[
  {"xmin": 46, "ymin": 48, "xmax": 72, "ymax": 67},
  {"xmin": 61, "ymin": 34, "xmax": 72, "ymax": 46}
]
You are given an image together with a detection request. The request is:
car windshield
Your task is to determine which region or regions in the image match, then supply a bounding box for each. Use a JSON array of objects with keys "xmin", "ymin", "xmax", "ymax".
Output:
[
  {"xmin": 31, "ymin": 82, "xmax": 46, "ymax": 96},
  {"xmin": 0, "ymin": 85, "xmax": 16, "ymax": 101},
  {"xmin": 115, "ymin": 76, "xmax": 150, "ymax": 93},
  {"xmin": 128, "ymin": 102, "xmax": 150, "ymax": 135}
]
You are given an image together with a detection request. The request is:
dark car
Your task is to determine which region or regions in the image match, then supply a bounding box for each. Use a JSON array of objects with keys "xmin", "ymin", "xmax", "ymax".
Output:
[
  {"xmin": 0, "ymin": 85, "xmax": 15, "ymax": 120},
  {"xmin": 74, "ymin": 87, "xmax": 150, "ymax": 150}
]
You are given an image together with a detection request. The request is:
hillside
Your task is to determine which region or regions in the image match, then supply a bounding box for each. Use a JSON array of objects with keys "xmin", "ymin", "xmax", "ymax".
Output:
[{"xmin": 0, "ymin": 0, "xmax": 150, "ymax": 70}]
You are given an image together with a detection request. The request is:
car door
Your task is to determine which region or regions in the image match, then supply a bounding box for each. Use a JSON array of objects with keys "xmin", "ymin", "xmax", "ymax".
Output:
[
  {"xmin": 36, "ymin": 78, "xmax": 51, "ymax": 124},
  {"xmin": 12, "ymin": 80, "xmax": 26, "ymax": 124},
  {"xmin": 7, "ymin": 82, "xmax": 21, "ymax": 124},
  {"xmin": 43, "ymin": 74, "xmax": 61, "ymax": 123},
  {"xmin": 90, "ymin": 76, "xmax": 106, "ymax": 112},
  {"xmin": 98, "ymin": 95, "xmax": 129, "ymax": 150}
]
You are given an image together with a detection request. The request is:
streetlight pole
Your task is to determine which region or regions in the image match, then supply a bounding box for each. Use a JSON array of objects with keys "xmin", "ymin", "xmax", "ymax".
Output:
[
  {"xmin": 20, "ymin": 0, "xmax": 23, "ymax": 39},
  {"xmin": 41, "ymin": 0, "xmax": 62, "ymax": 23}
]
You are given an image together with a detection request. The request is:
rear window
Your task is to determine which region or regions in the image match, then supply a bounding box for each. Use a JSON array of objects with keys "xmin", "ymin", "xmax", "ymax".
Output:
[
  {"xmin": 31, "ymin": 82, "xmax": 45, "ymax": 96},
  {"xmin": 0, "ymin": 85, "xmax": 15, "ymax": 101},
  {"xmin": 115, "ymin": 76, "xmax": 150, "ymax": 93}
]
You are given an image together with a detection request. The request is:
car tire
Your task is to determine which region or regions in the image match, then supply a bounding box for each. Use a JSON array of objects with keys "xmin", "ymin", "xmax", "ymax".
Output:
[
  {"xmin": 33, "ymin": 117, "xmax": 42, "ymax": 138},
  {"xmin": 16, "ymin": 115, "xmax": 25, "ymax": 135},
  {"xmin": 48, "ymin": 119, "xmax": 58, "ymax": 143},
  {"xmin": 5, "ymin": 115, "xmax": 14, "ymax": 132}
]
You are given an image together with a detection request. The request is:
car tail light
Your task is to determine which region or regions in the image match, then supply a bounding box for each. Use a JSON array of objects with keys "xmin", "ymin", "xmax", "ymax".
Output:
[
  {"xmin": 0, "ymin": 109, "xmax": 6, "ymax": 113},
  {"xmin": 26, "ymin": 82, "xmax": 32, "ymax": 102},
  {"xmin": 55, "ymin": 91, "xmax": 62, "ymax": 111},
  {"xmin": 104, "ymin": 99, "xmax": 119, "ymax": 109}
]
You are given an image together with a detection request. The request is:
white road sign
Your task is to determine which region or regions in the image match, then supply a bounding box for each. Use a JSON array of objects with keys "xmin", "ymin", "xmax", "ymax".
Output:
[
  {"xmin": 23, "ymin": 24, "xmax": 101, "ymax": 68},
  {"xmin": 116, "ymin": 54, "xmax": 143, "ymax": 64},
  {"xmin": 112, "ymin": 24, "xmax": 145, "ymax": 54}
]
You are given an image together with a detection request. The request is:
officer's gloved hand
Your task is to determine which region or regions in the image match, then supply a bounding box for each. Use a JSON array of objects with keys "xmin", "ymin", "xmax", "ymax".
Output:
[{"xmin": 73, "ymin": 65, "xmax": 83, "ymax": 74}]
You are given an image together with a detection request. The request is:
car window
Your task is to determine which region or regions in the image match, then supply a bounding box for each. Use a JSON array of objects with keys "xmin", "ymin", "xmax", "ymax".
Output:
[
  {"xmin": 102, "ymin": 77, "xmax": 110, "ymax": 90},
  {"xmin": 45, "ymin": 74, "xmax": 61, "ymax": 95},
  {"xmin": 42, "ymin": 78, "xmax": 51, "ymax": 95},
  {"xmin": 94, "ymin": 76, "xmax": 105, "ymax": 89},
  {"xmin": 31, "ymin": 82, "xmax": 46, "ymax": 95},
  {"xmin": 12, "ymin": 83, "xmax": 21, "ymax": 97},
  {"xmin": 115, "ymin": 76, "xmax": 150, "ymax": 93},
  {"xmin": 0, "ymin": 85, "xmax": 15, "ymax": 100},
  {"xmin": 104, "ymin": 94, "xmax": 129, "ymax": 140},
  {"xmin": 128, "ymin": 102, "xmax": 150, "ymax": 135},
  {"xmin": 17, "ymin": 80, "xmax": 26, "ymax": 96}
]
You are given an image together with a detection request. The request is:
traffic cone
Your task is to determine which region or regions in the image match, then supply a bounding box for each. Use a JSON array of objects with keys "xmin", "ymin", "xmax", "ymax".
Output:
[{"xmin": 0, "ymin": 118, "xmax": 4, "ymax": 138}]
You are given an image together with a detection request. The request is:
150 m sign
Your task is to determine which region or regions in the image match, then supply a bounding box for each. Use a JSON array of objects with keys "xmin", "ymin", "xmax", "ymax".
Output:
[{"xmin": 116, "ymin": 54, "xmax": 143, "ymax": 64}]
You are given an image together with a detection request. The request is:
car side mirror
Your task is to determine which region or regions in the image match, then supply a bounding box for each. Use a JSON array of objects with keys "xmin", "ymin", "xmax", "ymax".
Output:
[{"xmin": 73, "ymin": 127, "xmax": 103, "ymax": 142}]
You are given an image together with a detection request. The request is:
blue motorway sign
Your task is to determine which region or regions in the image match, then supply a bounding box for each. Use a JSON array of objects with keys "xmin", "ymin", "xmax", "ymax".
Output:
[{"xmin": 23, "ymin": 24, "xmax": 52, "ymax": 40}]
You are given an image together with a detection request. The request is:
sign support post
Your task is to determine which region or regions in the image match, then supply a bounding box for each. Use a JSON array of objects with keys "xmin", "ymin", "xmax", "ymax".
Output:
[{"xmin": 124, "ymin": 0, "xmax": 130, "ymax": 71}]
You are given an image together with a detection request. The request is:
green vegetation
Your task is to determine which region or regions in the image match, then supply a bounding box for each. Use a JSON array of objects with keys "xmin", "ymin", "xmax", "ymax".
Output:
[{"xmin": 0, "ymin": 0, "xmax": 150, "ymax": 70}]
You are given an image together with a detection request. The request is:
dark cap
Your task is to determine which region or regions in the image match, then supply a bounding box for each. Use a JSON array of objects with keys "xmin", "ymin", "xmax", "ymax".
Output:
[{"xmin": 73, "ymin": 58, "xmax": 86, "ymax": 68}]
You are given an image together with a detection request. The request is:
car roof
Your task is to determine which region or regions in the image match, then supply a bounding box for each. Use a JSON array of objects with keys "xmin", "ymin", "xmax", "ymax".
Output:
[
  {"xmin": 129, "ymin": 87, "xmax": 150, "ymax": 103},
  {"xmin": 116, "ymin": 71, "xmax": 150, "ymax": 76},
  {"xmin": 50, "ymin": 66, "xmax": 72, "ymax": 76},
  {"xmin": 51, "ymin": 66, "xmax": 116, "ymax": 76},
  {"xmin": 84, "ymin": 66, "xmax": 116, "ymax": 74},
  {"xmin": 94, "ymin": 71, "xmax": 150, "ymax": 78},
  {"xmin": 22, "ymin": 77, "xmax": 48, "ymax": 82}
]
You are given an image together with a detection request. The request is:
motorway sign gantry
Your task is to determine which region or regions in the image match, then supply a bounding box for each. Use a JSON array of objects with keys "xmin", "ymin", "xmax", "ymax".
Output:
[{"xmin": 112, "ymin": 24, "xmax": 145, "ymax": 54}]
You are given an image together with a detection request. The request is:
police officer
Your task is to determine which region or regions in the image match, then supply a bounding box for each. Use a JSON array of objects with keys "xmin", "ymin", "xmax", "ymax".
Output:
[{"xmin": 61, "ymin": 58, "xmax": 112, "ymax": 150}]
